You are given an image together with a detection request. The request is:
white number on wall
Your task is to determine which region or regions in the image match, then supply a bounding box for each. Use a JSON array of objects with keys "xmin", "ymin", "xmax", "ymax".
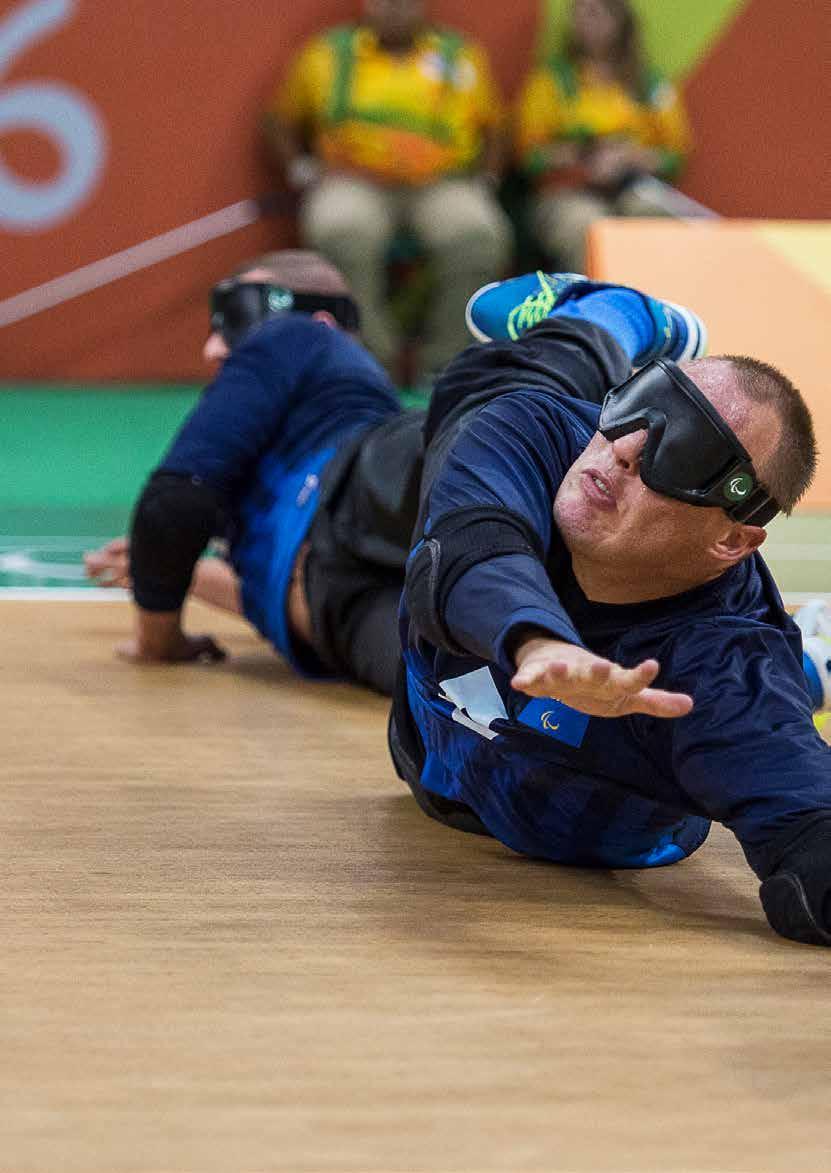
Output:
[{"xmin": 0, "ymin": 0, "xmax": 107, "ymax": 231}]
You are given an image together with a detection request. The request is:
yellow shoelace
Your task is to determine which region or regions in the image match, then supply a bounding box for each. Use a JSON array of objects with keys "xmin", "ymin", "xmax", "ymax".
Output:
[{"xmin": 506, "ymin": 271, "xmax": 558, "ymax": 340}]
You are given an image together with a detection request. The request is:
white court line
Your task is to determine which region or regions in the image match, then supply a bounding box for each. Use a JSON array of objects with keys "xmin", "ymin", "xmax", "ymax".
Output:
[
  {"xmin": 0, "ymin": 552, "xmax": 87, "ymax": 578},
  {"xmin": 0, "ymin": 199, "xmax": 261, "ymax": 328}
]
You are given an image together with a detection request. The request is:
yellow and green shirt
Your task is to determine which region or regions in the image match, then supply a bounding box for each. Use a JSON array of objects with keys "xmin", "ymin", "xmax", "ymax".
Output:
[
  {"xmin": 272, "ymin": 25, "xmax": 504, "ymax": 186},
  {"xmin": 515, "ymin": 56, "xmax": 691, "ymax": 186}
]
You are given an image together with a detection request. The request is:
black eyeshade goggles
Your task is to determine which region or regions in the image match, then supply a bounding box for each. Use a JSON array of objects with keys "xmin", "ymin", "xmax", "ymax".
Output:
[
  {"xmin": 598, "ymin": 359, "xmax": 780, "ymax": 525},
  {"xmin": 209, "ymin": 279, "xmax": 361, "ymax": 349}
]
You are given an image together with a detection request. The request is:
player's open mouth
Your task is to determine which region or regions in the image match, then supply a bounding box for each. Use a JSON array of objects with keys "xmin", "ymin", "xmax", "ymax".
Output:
[{"xmin": 581, "ymin": 468, "xmax": 616, "ymax": 508}]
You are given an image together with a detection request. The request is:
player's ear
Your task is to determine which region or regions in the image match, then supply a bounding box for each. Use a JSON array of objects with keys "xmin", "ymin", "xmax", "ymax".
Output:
[
  {"xmin": 203, "ymin": 331, "xmax": 230, "ymax": 364},
  {"xmin": 311, "ymin": 310, "xmax": 338, "ymax": 330},
  {"xmin": 712, "ymin": 523, "xmax": 766, "ymax": 565}
]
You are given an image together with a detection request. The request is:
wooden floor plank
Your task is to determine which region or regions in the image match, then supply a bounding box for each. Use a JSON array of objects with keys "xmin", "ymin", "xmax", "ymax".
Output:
[{"xmin": 2, "ymin": 601, "xmax": 829, "ymax": 1172}]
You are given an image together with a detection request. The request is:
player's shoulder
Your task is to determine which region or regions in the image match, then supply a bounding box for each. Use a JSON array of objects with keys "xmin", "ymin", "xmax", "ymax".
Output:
[
  {"xmin": 480, "ymin": 385, "xmax": 598, "ymax": 448},
  {"xmin": 230, "ymin": 314, "xmax": 382, "ymax": 380},
  {"xmin": 236, "ymin": 312, "xmax": 333, "ymax": 355},
  {"xmin": 451, "ymin": 390, "xmax": 595, "ymax": 493},
  {"xmin": 655, "ymin": 558, "xmax": 800, "ymax": 676}
]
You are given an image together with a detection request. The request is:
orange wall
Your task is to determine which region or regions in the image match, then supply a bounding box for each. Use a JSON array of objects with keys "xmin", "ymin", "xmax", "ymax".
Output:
[
  {"xmin": 0, "ymin": 0, "xmax": 827, "ymax": 381},
  {"xmin": 0, "ymin": 0, "xmax": 537, "ymax": 382},
  {"xmin": 588, "ymin": 219, "xmax": 831, "ymax": 511}
]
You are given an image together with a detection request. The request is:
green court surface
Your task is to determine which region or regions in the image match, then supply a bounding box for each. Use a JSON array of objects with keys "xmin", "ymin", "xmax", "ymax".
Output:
[
  {"xmin": 1, "ymin": 384, "xmax": 828, "ymax": 600},
  {"xmin": 1, "ymin": 385, "xmax": 199, "ymax": 589}
]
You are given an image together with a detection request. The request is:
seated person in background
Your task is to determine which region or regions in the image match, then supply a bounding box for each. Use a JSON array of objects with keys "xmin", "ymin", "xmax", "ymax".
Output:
[
  {"xmin": 263, "ymin": 0, "xmax": 512, "ymax": 381},
  {"xmin": 390, "ymin": 269, "xmax": 831, "ymax": 946},
  {"xmin": 514, "ymin": 0, "xmax": 692, "ymax": 271},
  {"xmin": 85, "ymin": 250, "xmax": 424, "ymax": 696}
]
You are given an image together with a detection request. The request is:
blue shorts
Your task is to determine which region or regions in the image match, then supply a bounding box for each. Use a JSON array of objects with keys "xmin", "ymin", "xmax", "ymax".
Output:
[
  {"xmin": 231, "ymin": 448, "xmax": 335, "ymax": 675},
  {"xmin": 401, "ymin": 671, "xmax": 712, "ymax": 870}
]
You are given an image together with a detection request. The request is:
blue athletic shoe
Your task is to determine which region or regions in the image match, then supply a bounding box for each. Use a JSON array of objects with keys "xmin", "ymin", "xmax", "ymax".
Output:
[{"xmin": 465, "ymin": 270, "xmax": 707, "ymax": 366}]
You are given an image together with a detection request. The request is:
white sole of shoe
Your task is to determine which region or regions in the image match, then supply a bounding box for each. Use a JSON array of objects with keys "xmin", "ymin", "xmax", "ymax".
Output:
[
  {"xmin": 803, "ymin": 636, "xmax": 831, "ymax": 710},
  {"xmin": 667, "ymin": 300, "xmax": 708, "ymax": 361},
  {"xmin": 464, "ymin": 280, "xmax": 502, "ymax": 343},
  {"xmin": 794, "ymin": 599, "xmax": 831, "ymax": 640}
]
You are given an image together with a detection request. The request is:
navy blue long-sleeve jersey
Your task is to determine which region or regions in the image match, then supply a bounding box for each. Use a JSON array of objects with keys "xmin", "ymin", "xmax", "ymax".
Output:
[
  {"xmin": 401, "ymin": 387, "xmax": 831, "ymax": 877},
  {"xmin": 157, "ymin": 314, "xmax": 400, "ymax": 662}
]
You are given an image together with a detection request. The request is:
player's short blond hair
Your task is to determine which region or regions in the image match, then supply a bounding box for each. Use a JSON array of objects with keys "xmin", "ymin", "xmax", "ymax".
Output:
[
  {"xmin": 722, "ymin": 355, "xmax": 817, "ymax": 514},
  {"xmin": 231, "ymin": 250, "xmax": 350, "ymax": 297}
]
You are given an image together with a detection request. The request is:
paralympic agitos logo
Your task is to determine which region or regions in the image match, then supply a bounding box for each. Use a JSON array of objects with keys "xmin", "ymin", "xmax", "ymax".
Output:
[{"xmin": 724, "ymin": 473, "xmax": 753, "ymax": 502}]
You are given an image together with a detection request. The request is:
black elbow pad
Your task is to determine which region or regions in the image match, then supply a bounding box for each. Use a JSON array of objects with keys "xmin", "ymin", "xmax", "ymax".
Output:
[
  {"xmin": 405, "ymin": 536, "xmax": 462, "ymax": 653},
  {"xmin": 130, "ymin": 472, "xmax": 225, "ymax": 611},
  {"xmin": 405, "ymin": 506, "xmax": 543, "ymax": 653}
]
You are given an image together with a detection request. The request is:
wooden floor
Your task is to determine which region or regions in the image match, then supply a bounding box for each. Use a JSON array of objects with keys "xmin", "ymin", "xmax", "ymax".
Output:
[{"xmin": 3, "ymin": 601, "xmax": 830, "ymax": 1173}]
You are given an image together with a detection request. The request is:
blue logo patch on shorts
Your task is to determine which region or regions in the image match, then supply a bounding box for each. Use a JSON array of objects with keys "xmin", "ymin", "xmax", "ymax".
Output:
[{"xmin": 517, "ymin": 697, "xmax": 589, "ymax": 747}]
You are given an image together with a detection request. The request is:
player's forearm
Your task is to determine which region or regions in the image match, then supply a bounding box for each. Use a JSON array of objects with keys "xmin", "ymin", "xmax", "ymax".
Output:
[
  {"xmin": 129, "ymin": 473, "xmax": 223, "ymax": 615},
  {"xmin": 131, "ymin": 609, "xmax": 187, "ymax": 659},
  {"xmin": 441, "ymin": 555, "xmax": 583, "ymax": 674}
]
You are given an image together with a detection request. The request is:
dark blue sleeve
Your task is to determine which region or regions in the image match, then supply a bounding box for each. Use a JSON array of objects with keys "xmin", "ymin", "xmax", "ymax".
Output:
[
  {"xmin": 424, "ymin": 391, "xmax": 591, "ymax": 673},
  {"xmin": 656, "ymin": 622, "xmax": 831, "ymax": 877},
  {"xmin": 159, "ymin": 316, "xmax": 347, "ymax": 497}
]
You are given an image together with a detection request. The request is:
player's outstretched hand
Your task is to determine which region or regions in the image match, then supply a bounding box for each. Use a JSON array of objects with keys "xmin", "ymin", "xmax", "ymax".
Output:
[
  {"xmin": 511, "ymin": 636, "xmax": 693, "ymax": 719},
  {"xmin": 84, "ymin": 537, "xmax": 131, "ymax": 588}
]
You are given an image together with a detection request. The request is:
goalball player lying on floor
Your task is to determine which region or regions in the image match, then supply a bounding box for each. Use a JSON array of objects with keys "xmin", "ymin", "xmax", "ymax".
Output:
[
  {"xmin": 389, "ymin": 271, "xmax": 831, "ymax": 946},
  {"xmin": 86, "ymin": 250, "xmax": 424, "ymax": 695}
]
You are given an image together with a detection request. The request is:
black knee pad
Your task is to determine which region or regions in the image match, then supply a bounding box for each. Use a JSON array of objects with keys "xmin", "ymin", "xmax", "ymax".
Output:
[{"xmin": 759, "ymin": 816, "xmax": 831, "ymax": 945}]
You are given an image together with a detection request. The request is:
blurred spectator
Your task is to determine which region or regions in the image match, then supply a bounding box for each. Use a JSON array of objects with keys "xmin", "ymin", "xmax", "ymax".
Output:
[
  {"xmin": 264, "ymin": 0, "xmax": 512, "ymax": 380},
  {"xmin": 514, "ymin": 0, "xmax": 692, "ymax": 271}
]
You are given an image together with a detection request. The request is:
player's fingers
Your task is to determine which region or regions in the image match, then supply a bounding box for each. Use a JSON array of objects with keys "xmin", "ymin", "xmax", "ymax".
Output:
[
  {"xmin": 512, "ymin": 659, "xmax": 568, "ymax": 692},
  {"xmin": 88, "ymin": 567, "xmax": 123, "ymax": 588},
  {"xmin": 597, "ymin": 661, "xmax": 659, "ymax": 702},
  {"xmin": 189, "ymin": 636, "xmax": 228, "ymax": 664},
  {"xmin": 511, "ymin": 674, "xmax": 551, "ymax": 697},
  {"xmin": 616, "ymin": 659, "xmax": 660, "ymax": 691},
  {"xmin": 623, "ymin": 687, "xmax": 693, "ymax": 719},
  {"xmin": 587, "ymin": 660, "xmax": 612, "ymax": 685},
  {"xmin": 85, "ymin": 563, "xmax": 116, "ymax": 585}
]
